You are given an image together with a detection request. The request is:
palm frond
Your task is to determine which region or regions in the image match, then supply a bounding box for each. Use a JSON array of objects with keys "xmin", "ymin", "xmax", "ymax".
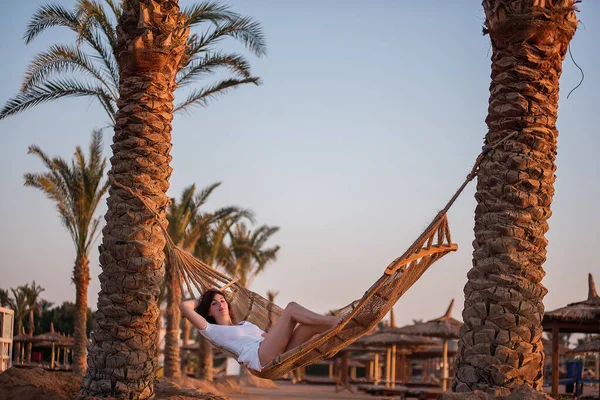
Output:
[
  {"xmin": 22, "ymin": 44, "xmax": 115, "ymax": 95},
  {"xmin": 24, "ymin": 4, "xmax": 80, "ymax": 44},
  {"xmin": 182, "ymin": 1, "xmax": 239, "ymax": 27},
  {"xmin": 87, "ymin": 129, "xmax": 105, "ymax": 175},
  {"xmin": 86, "ymin": 29, "xmax": 119, "ymax": 91},
  {"xmin": 75, "ymin": 0, "xmax": 118, "ymax": 52},
  {"xmin": 25, "ymin": 131, "xmax": 108, "ymax": 255},
  {"xmin": 104, "ymin": 0, "xmax": 123, "ymax": 20},
  {"xmin": 84, "ymin": 217, "xmax": 101, "ymax": 254},
  {"xmin": 194, "ymin": 182, "xmax": 221, "ymax": 207},
  {"xmin": 0, "ymin": 78, "xmax": 116, "ymax": 122},
  {"xmin": 174, "ymin": 77, "xmax": 260, "ymax": 114},
  {"xmin": 177, "ymin": 51, "xmax": 252, "ymax": 87},
  {"xmin": 196, "ymin": 16, "xmax": 267, "ymax": 57}
]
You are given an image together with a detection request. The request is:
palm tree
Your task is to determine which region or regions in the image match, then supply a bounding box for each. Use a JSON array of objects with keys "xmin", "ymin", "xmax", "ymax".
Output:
[
  {"xmin": 224, "ymin": 223, "xmax": 280, "ymax": 287},
  {"xmin": 8, "ymin": 286, "xmax": 28, "ymax": 363},
  {"xmin": 453, "ymin": 1, "xmax": 578, "ymax": 396},
  {"xmin": 24, "ymin": 130, "xmax": 109, "ymax": 376},
  {"xmin": 8, "ymin": 287, "xmax": 28, "ymax": 336},
  {"xmin": 0, "ymin": 0, "xmax": 265, "ymax": 124},
  {"xmin": 0, "ymin": 289, "xmax": 9, "ymax": 307},
  {"xmin": 23, "ymin": 281, "xmax": 45, "ymax": 362},
  {"xmin": 163, "ymin": 182, "xmax": 244, "ymax": 378},
  {"xmin": 39, "ymin": 299, "xmax": 55, "ymax": 314},
  {"xmin": 0, "ymin": 1, "xmax": 267, "ymax": 396}
]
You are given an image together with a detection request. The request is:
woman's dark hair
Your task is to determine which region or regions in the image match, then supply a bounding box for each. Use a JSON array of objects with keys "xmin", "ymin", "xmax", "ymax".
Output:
[{"xmin": 195, "ymin": 288, "xmax": 236, "ymax": 324}]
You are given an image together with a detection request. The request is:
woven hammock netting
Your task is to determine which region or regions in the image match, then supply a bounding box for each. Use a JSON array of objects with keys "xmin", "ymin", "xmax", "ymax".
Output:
[{"xmin": 164, "ymin": 210, "xmax": 457, "ymax": 379}]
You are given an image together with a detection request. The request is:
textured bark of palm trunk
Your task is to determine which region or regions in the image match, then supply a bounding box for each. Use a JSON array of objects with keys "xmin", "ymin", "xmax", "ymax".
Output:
[
  {"xmin": 27, "ymin": 312, "xmax": 34, "ymax": 362},
  {"xmin": 73, "ymin": 255, "xmax": 90, "ymax": 376},
  {"xmin": 80, "ymin": 1, "xmax": 188, "ymax": 398},
  {"xmin": 163, "ymin": 269, "xmax": 181, "ymax": 378},
  {"xmin": 181, "ymin": 319, "xmax": 191, "ymax": 373},
  {"xmin": 451, "ymin": 0, "xmax": 577, "ymax": 397},
  {"xmin": 197, "ymin": 336, "xmax": 214, "ymax": 382}
]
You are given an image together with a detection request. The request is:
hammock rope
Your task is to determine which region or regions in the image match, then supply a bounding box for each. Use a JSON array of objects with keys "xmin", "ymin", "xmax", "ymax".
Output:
[{"xmin": 107, "ymin": 131, "xmax": 517, "ymax": 379}]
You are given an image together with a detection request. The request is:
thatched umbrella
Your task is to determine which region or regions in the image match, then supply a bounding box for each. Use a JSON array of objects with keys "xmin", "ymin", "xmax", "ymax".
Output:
[
  {"xmin": 355, "ymin": 330, "xmax": 435, "ymax": 388},
  {"xmin": 33, "ymin": 323, "xmax": 67, "ymax": 368},
  {"xmin": 545, "ymin": 274, "xmax": 600, "ymax": 323},
  {"xmin": 543, "ymin": 273, "xmax": 600, "ymax": 396},
  {"xmin": 410, "ymin": 339, "xmax": 458, "ymax": 360},
  {"xmin": 12, "ymin": 327, "xmax": 33, "ymax": 364},
  {"xmin": 394, "ymin": 299, "xmax": 463, "ymax": 390}
]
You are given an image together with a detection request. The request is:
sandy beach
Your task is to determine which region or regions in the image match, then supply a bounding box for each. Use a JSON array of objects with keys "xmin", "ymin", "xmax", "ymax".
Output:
[{"xmin": 230, "ymin": 381, "xmax": 394, "ymax": 400}]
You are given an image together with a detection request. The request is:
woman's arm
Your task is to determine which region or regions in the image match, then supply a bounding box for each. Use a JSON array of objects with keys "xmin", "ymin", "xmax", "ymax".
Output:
[{"xmin": 179, "ymin": 298, "xmax": 208, "ymax": 330}]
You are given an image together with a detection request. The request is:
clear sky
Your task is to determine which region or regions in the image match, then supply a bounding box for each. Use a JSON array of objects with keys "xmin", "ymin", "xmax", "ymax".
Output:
[{"xmin": 0, "ymin": 1, "xmax": 598, "ymax": 328}]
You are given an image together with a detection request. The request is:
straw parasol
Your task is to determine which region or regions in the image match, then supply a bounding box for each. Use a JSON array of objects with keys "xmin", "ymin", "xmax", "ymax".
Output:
[
  {"xmin": 545, "ymin": 273, "xmax": 600, "ymax": 324},
  {"xmin": 33, "ymin": 323, "xmax": 68, "ymax": 368},
  {"xmin": 410, "ymin": 339, "xmax": 458, "ymax": 360},
  {"xmin": 394, "ymin": 299, "xmax": 462, "ymax": 390},
  {"xmin": 356, "ymin": 331, "xmax": 437, "ymax": 347},
  {"xmin": 12, "ymin": 327, "xmax": 33, "ymax": 364},
  {"xmin": 543, "ymin": 273, "xmax": 600, "ymax": 397},
  {"xmin": 354, "ymin": 330, "xmax": 435, "ymax": 388}
]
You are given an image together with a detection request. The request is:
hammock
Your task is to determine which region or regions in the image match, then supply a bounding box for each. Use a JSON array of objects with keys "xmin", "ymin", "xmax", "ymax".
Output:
[
  {"xmin": 108, "ymin": 132, "xmax": 514, "ymax": 379},
  {"xmin": 167, "ymin": 211, "xmax": 457, "ymax": 379}
]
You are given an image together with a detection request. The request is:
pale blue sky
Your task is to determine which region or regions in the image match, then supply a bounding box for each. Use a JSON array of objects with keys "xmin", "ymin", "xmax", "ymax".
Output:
[{"xmin": 0, "ymin": 1, "xmax": 598, "ymax": 327}]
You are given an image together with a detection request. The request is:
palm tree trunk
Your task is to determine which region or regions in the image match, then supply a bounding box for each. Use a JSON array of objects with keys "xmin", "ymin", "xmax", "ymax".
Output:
[
  {"xmin": 156, "ymin": 308, "xmax": 163, "ymax": 356},
  {"xmin": 452, "ymin": 1, "xmax": 577, "ymax": 396},
  {"xmin": 27, "ymin": 310, "xmax": 34, "ymax": 362},
  {"xmin": 80, "ymin": 1, "xmax": 189, "ymax": 398},
  {"xmin": 181, "ymin": 319, "xmax": 191, "ymax": 373},
  {"xmin": 163, "ymin": 264, "xmax": 181, "ymax": 378},
  {"xmin": 73, "ymin": 255, "xmax": 90, "ymax": 376},
  {"xmin": 197, "ymin": 336, "xmax": 214, "ymax": 382}
]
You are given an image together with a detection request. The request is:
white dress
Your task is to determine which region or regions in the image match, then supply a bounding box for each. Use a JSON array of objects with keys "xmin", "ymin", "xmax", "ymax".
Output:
[{"xmin": 198, "ymin": 321, "xmax": 265, "ymax": 371}]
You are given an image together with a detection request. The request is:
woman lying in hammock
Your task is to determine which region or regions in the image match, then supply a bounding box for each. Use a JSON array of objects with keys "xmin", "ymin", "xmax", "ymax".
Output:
[{"xmin": 180, "ymin": 288, "xmax": 341, "ymax": 372}]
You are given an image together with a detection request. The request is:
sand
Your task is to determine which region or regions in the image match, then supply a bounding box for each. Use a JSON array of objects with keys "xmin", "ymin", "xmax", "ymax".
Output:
[{"xmin": 0, "ymin": 367, "xmax": 232, "ymax": 400}]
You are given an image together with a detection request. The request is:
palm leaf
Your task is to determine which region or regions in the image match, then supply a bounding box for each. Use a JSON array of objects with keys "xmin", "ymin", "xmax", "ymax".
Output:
[
  {"xmin": 194, "ymin": 16, "xmax": 267, "ymax": 57},
  {"xmin": 177, "ymin": 52, "xmax": 253, "ymax": 87},
  {"xmin": 1, "ymin": 78, "xmax": 116, "ymax": 122},
  {"xmin": 75, "ymin": 0, "xmax": 118, "ymax": 53},
  {"xmin": 174, "ymin": 77, "xmax": 260, "ymax": 114},
  {"xmin": 22, "ymin": 44, "xmax": 113, "ymax": 93},
  {"xmin": 182, "ymin": 1, "xmax": 240, "ymax": 26},
  {"xmin": 24, "ymin": 4, "xmax": 80, "ymax": 44}
]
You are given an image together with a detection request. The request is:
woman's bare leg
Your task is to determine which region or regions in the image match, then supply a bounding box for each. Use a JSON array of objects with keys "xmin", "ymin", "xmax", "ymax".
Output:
[
  {"xmin": 258, "ymin": 302, "xmax": 339, "ymax": 365},
  {"xmin": 284, "ymin": 324, "xmax": 328, "ymax": 352}
]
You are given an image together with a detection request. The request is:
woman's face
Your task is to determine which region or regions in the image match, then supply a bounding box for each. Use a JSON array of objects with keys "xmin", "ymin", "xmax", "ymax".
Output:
[{"xmin": 208, "ymin": 293, "xmax": 229, "ymax": 322}]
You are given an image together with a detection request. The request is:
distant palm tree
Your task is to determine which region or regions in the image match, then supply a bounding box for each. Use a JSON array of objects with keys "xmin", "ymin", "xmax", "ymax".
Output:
[
  {"xmin": 38, "ymin": 299, "xmax": 54, "ymax": 314},
  {"xmin": 0, "ymin": 0, "xmax": 265, "ymax": 124},
  {"xmin": 0, "ymin": 289, "xmax": 9, "ymax": 307},
  {"xmin": 224, "ymin": 223, "xmax": 280, "ymax": 287},
  {"xmin": 23, "ymin": 281, "xmax": 45, "ymax": 362},
  {"xmin": 9, "ymin": 287, "xmax": 28, "ymax": 336},
  {"xmin": 8, "ymin": 286, "xmax": 28, "ymax": 362},
  {"xmin": 24, "ymin": 130, "xmax": 109, "ymax": 376}
]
